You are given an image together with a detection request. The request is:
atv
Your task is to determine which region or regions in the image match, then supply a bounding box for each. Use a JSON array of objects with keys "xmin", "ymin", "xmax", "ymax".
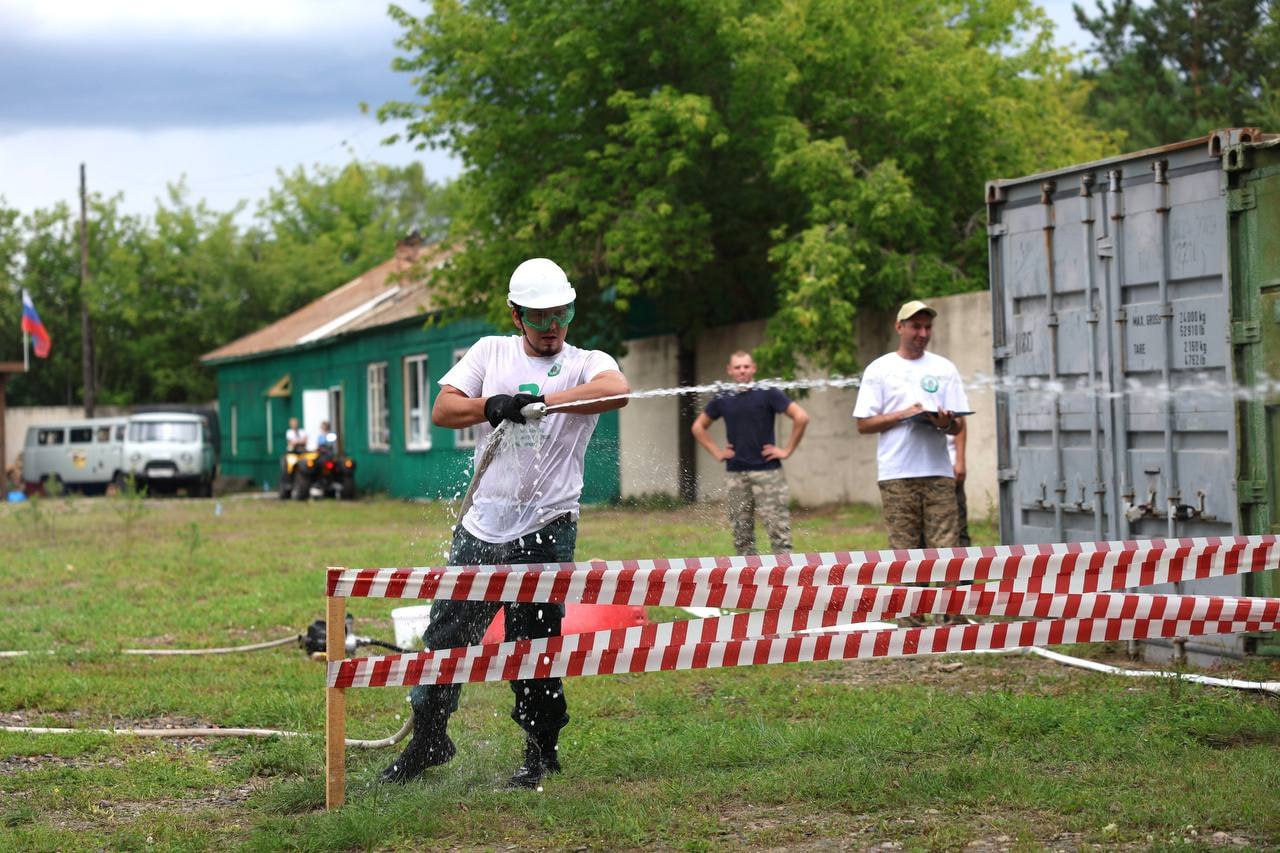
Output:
[{"xmin": 279, "ymin": 446, "xmax": 357, "ymax": 500}]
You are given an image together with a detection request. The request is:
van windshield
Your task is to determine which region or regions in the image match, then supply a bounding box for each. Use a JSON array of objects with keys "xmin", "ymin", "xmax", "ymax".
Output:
[{"xmin": 128, "ymin": 421, "xmax": 199, "ymax": 443}]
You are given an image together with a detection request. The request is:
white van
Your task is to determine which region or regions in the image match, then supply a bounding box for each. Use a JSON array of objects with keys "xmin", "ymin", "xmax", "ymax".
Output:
[
  {"xmin": 21, "ymin": 417, "xmax": 128, "ymax": 493},
  {"xmin": 122, "ymin": 412, "xmax": 217, "ymax": 496},
  {"xmin": 21, "ymin": 411, "xmax": 217, "ymax": 497}
]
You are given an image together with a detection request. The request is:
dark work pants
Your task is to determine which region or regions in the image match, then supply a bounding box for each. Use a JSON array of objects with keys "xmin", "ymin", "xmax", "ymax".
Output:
[{"xmin": 409, "ymin": 515, "xmax": 575, "ymax": 737}]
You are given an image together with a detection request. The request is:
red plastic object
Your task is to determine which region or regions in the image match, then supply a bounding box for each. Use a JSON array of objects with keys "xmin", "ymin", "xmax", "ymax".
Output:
[{"xmin": 480, "ymin": 603, "xmax": 649, "ymax": 645}]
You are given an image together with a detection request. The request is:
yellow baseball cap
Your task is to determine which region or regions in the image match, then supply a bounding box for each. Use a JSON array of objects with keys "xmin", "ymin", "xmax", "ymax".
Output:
[{"xmin": 896, "ymin": 300, "xmax": 937, "ymax": 323}]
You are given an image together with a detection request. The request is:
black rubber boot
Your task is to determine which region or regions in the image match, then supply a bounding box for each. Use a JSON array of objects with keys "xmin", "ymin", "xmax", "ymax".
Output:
[
  {"xmin": 378, "ymin": 712, "xmax": 456, "ymax": 784},
  {"xmin": 506, "ymin": 730, "xmax": 561, "ymax": 789}
]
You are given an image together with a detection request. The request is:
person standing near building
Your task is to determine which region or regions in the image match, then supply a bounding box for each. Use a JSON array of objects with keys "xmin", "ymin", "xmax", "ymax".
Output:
[
  {"xmin": 691, "ymin": 351, "xmax": 809, "ymax": 555},
  {"xmin": 284, "ymin": 417, "xmax": 307, "ymax": 452},
  {"xmin": 380, "ymin": 257, "xmax": 629, "ymax": 790},
  {"xmin": 853, "ymin": 300, "xmax": 969, "ymax": 550}
]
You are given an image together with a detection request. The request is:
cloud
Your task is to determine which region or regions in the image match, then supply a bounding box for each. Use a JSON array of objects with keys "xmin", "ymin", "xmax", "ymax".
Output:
[
  {"xmin": 0, "ymin": 1, "xmax": 416, "ymax": 130},
  {"xmin": 0, "ymin": 40, "xmax": 413, "ymax": 130}
]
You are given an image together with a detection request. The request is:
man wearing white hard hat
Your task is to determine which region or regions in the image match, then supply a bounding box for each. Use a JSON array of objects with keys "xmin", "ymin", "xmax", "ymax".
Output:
[
  {"xmin": 380, "ymin": 257, "xmax": 629, "ymax": 790},
  {"xmin": 852, "ymin": 300, "xmax": 969, "ymax": 551}
]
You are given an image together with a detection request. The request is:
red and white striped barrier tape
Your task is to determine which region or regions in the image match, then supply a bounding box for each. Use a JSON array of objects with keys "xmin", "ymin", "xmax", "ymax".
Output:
[
  {"xmin": 328, "ymin": 587, "xmax": 1280, "ymax": 688},
  {"xmin": 325, "ymin": 536, "xmax": 1278, "ymax": 689},
  {"xmin": 327, "ymin": 536, "xmax": 1275, "ymax": 605}
]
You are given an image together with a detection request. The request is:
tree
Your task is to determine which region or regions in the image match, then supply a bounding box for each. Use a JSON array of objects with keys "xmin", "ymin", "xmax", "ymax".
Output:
[
  {"xmin": 1074, "ymin": 0, "xmax": 1280, "ymax": 149},
  {"xmin": 381, "ymin": 0, "xmax": 1116, "ymax": 498},
  {"xmin": 250, "ymin": 161, "xmax": 458, "ymax": 316},
  {"xmin": 1, "ymin": 162, "xmax": 456, "ymax": 408}
]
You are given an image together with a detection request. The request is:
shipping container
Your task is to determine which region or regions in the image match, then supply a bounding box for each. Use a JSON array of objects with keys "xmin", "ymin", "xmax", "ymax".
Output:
[{"xmin": 986, "ymin": 129, "xmax": 1279, "ymax": 662}]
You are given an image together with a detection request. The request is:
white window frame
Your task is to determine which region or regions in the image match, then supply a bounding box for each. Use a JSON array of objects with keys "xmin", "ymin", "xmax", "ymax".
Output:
[
  {"xmin": 451, "ymin": 348, "xmax": 479, "ymax": 449},
  {"xmin": 367, "ymin": 362, "xmax": 390, "ymax": 451},
  {"xmin": 403, "ymin": 354, "xmax": 431, "ymax": 451}
]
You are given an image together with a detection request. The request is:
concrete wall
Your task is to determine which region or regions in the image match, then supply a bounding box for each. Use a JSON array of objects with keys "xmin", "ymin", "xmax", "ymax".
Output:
[
  {"xmin": 618, "ymin": 290, "xmax": 997, "ymax": 516},
  {"xmin": 4, "ymin": 405, "xmax": 130, "ymax": 473}
]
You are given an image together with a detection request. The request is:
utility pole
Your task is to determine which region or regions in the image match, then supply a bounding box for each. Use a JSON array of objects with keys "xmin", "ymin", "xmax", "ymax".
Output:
[{"xmin": 79, "ymin": 163, "xmax": 96, "ymax": 417}]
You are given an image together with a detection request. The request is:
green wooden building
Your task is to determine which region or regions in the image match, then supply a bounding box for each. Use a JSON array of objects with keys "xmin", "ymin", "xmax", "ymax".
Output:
[{"xmin": 199, "ymin": 239, "xmax": 620, "ymax": 502}]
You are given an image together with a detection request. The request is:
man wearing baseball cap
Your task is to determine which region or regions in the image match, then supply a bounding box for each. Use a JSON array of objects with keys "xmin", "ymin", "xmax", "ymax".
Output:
[{"xmin": 852, "ymin": 300, "xmax": 969, "ymax": 552}]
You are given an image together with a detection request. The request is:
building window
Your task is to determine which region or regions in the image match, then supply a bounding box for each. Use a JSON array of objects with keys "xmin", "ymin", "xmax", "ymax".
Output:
[
  {"xmin": 452, "ymin": 348, "xmax": 478, "ymax": 449},
  {"xmin": 367, "ymin": 362, "xmax": 390, "ymax": 450},
  {"xmin": 403, "ymin": 354, "xmax": 430, "ymax": 450}
]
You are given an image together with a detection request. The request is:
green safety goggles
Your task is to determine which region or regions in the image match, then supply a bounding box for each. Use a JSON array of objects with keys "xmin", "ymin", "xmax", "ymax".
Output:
[{"xmin": 519, "ymin": 302, "xmax": 575, "ymax": 331}]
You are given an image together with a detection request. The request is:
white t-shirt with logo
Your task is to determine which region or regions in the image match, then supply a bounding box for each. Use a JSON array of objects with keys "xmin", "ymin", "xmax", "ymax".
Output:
[
  {"xmin": 852, "ymin": 351, "xmax": 970, "ymax": 481},
  {"xmin": 440, "ymin": 335, "xmax": 620, "ymax": 543}
]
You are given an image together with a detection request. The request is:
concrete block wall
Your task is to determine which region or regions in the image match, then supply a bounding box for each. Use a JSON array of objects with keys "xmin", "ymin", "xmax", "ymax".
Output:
[{"xmin": 617, "ymin": 290, "xmax": 997, "ymax": 516}]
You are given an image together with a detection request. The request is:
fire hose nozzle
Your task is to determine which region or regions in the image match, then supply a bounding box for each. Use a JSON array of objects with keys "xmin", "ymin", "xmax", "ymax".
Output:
[{"xmin": 521, "ymin": 402, "xmax": 547, "ymax": 420}]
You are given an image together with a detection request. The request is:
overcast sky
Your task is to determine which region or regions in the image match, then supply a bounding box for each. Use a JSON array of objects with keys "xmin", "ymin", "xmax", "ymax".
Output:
[{"xmin": 0, "ymin": 0, "xmax": 1096, "ymax": 222}]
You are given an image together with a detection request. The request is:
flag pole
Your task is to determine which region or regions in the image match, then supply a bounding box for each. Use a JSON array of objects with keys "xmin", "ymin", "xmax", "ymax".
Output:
[{"xmin": 23, "ymin": 329, "xmax": 29, "ymax": 372}]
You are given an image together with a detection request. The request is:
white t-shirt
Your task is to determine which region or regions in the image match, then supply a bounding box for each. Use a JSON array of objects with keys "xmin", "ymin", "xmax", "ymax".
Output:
[
  {"xmin": 440, "ymin": 335, "xmax": 620, "ymax": 543},
  {"xmin": 852, "ymin": 351, "xmax": 970, "ymax": 481}
]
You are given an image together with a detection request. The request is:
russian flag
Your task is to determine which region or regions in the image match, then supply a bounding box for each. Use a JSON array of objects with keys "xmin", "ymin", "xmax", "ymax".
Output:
[{"xmin": 21, "ymin": 290, "xmax": 51, "ymax": 358}]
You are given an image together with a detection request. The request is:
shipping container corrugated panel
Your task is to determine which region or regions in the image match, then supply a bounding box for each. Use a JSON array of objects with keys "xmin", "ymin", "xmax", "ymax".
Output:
[{"xmin": 986, "ymin": 130, "xmax": 1280, "ymax": 660}]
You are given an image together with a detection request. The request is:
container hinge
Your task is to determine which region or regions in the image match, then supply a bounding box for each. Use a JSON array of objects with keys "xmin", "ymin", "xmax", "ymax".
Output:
[
  {"xmin": 1232, "ymin": 320, "xmax": 1261, "ymax": 345},
  {"xmin": 993, "ymin": 345, "xmax": 1012, "ymax": 361},
  {"xmin": 987, "ymin": 222, "xmax": 1008, "ymax": 237},
  {"xmin": 1095, "ymin": 237, "xmax": 1115, "ymax": 258},
  {"xmin": 1227, "ymin": 186, "xmax": 1256, "ymax": 213},
  {"xmin": 1238, "ymin": 480, "xmax": 1268, "ymax": 505},
  {"xmin": 998, "ymin": 468, "xmax": 1018, "ymax": 483}
]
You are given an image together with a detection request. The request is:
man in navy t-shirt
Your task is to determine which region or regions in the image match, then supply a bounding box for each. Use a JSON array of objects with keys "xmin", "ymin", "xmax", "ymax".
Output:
[{"xmin": 692, "ymin": 351, "xmax": 810, "ymax": 555}]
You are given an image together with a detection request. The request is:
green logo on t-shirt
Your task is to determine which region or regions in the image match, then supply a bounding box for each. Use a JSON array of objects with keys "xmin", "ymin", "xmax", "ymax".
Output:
[
  {"xmin": 921, "ymin": 375, "xmax": 939, "ymax": 393},
  {"xmin": 548, "ymin": 363, "xmax": 562, "ymax": 378}
]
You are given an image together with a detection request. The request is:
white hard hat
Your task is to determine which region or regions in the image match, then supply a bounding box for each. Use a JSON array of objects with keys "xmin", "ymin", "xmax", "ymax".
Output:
[{"xmin": 508, "ymin": 258, "xmax": 577, "ymax": 309}]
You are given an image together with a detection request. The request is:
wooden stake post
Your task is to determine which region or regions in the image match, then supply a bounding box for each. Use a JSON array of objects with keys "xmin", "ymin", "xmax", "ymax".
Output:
[{"xmin": 325, "ymin": 595, "xmax": 346, "ymax": 809}]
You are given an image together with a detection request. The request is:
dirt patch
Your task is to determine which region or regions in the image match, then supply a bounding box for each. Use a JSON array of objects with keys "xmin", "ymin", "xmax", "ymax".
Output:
[{"xmin": 806, "ymin": 642, "xmax": 1280, "ymax": 699}]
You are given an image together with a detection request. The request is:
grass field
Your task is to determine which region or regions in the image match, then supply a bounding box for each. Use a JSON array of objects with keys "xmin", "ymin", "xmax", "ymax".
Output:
[{"xmin": 0, "ymin": 493, "xmax": 1277, "ymax": 851}]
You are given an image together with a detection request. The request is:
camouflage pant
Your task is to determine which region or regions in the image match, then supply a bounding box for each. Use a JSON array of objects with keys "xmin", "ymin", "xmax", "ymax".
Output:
[
  {"xmin": 726, "ymin": 468, "xmax": 792, "ymax": 555},
  {"xmin": 878, "ymin": 476, "xmax": 959, "ymax": 550},
  {"xmin": 955, "ymin": 479, "xmax": 970, "ymax": 548}
]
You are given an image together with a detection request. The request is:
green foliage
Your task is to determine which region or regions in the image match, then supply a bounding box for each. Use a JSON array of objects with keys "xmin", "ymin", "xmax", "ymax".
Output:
[
  {"xmin": 382, "ymin": 0, "xmax": 1117, "ymax": 374},
  {"xmin": 1074, "ymin": 0, "xmax": 1280, "ymax": 149},
  {"xmin": 109, "ymin": 473, "xmax": 149, "ymax": 537},
  {"xmin": 0, "ymin": 163, "xmax": 455, "ymax": 407}
]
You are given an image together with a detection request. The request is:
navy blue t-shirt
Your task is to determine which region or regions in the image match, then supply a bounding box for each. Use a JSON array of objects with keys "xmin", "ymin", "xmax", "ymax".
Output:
[{"xmin": 704, "ymin": 387, "xmax": 792, "ymax": 472}]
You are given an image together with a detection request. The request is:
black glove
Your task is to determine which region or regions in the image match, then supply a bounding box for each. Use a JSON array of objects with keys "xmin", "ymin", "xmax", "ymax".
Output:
[{"xmin": 484, "ymin": 392, "xmax": 545, "ymax": 427}]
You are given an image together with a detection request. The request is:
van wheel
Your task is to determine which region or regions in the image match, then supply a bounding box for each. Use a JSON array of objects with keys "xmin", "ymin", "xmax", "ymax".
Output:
[
  {"xmin": 194, "ymin": 477, "xmax": 213, "ymax": 498},
  {"xmin": 112, "ymin": 472, "xmax": 129, "ymax": 495}
]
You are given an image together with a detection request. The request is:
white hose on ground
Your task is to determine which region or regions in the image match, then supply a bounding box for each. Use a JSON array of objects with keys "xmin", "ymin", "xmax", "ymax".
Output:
[
  {"xmin": 122, "ymin": 635, "xmax": 300, "ymax": 655},
  {"xmin": 0, "ymin": 716, "xmax": 413, "ymax": 749},
  {"xmin": 1016, "ymin": 645, "xmax": 1280, "ymax": 695},
  {"xmin": 687, "ymin": 607, "xmax": 1280, "ymax": 695}
]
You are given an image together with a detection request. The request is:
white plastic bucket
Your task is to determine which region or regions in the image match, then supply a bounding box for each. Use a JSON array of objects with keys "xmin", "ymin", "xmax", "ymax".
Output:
[{"xmin": 391, "ymin": 605, "xmax": 433, "ymax": 650}]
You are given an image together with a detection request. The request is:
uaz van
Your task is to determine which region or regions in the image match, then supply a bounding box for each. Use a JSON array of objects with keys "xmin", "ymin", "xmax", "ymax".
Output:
[
  {"xmin": 21, "ymin": 411, "xmax": 217, "ymax": 497},
  {"xmin": 122, "ymin": 412, "xmax": 217, "ymax": 496},
  {"xmin": 21, "ymin": 417, "xmax": 128, "ymax": 493}
]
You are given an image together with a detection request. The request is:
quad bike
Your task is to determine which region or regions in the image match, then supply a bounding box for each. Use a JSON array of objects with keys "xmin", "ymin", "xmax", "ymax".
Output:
[{"xmin": 278, "ymin": 445, "xmax": 357, "ymax": 500}]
